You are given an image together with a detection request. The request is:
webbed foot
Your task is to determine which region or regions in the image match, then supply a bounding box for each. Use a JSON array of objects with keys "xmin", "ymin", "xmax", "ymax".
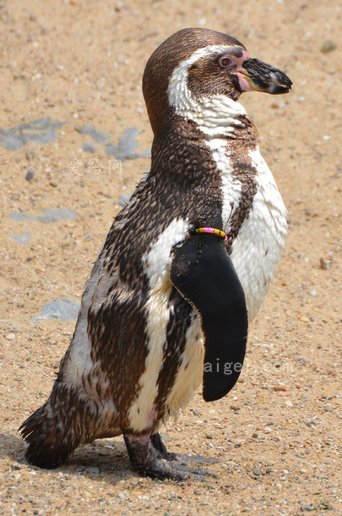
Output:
[{"xmin": 124, "ymin": 433, "xmax": 187, "ymax": 481}]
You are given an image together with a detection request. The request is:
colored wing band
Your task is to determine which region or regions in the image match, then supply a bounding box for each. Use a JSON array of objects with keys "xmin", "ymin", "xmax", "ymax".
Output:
[{"xmin": 195, "ymin": 227, "xmax": 227, "ymax": 241}]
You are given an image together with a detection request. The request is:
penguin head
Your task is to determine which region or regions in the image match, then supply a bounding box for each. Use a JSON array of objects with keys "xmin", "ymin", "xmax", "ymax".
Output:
[{"xmin": 142, "ymin": 28, "xmax": 292, "ymax": 134}]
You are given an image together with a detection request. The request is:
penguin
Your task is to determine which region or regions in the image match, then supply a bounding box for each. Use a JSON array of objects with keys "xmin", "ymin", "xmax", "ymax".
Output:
[{"xmin": 20, "ymin": 28, "xmax": 292, "ymax": 480}]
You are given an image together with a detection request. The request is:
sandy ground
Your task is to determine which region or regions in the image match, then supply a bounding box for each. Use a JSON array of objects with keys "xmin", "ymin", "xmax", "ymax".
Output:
[{"xmin": 0, "ymin": 0, "xmax": 341, "ymax": 514}]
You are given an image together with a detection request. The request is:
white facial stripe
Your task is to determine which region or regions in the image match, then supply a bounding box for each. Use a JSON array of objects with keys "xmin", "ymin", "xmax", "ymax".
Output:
[
  {"xmin": 168, "ymin": 44, "xmax": 238, "ymax": 110},
  {"xmin": 128, "ymin": 218, "xmax": 188, "ymax": 432}
]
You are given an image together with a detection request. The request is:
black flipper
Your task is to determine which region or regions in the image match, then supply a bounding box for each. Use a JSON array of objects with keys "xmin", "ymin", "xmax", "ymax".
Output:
[{"xmin": 170, "ymin": 234, "xmax": 248, "ymax": 402}]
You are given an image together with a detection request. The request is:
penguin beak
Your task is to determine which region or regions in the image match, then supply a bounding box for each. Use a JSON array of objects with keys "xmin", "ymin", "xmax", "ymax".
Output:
[{"xmin": 236, "ymin": 58, "xmax": 292, "ymax": 94}]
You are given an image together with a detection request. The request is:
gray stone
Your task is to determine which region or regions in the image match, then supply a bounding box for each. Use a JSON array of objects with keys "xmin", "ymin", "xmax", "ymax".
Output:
[
  {"xmin": 301, "ymin": 502, "xmax": 315, "ymax": 512},
  {"xmin": 33, "ymin": 298, "xmax": 80, "ymax": 322},
  {"xmin": 0, "ymin": 117, "xmax": 63, "ymax": 150},
  {"xmin": 320, "ymin": 40, "xmax": 336, "ymax": 53},
  {"xmin": 25, "ymin": 170, "xmax": 34, "ymax": 181},
  {"xmin": 252, "ymin": 465, "xmax": 261, "ymax": 476}
]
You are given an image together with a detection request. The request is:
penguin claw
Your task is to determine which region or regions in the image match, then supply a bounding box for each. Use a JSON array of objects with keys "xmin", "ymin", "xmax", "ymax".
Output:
[
  {"xmin": 150, "ymin": 432, "xmax": 178, "ymax": 461},
  {"xmin": 138, "ymin": 459, "xmax": 189, "ymax": 481}
]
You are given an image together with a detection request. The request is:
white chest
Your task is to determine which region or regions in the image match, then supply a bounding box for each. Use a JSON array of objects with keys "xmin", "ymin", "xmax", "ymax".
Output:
[{"xmin": 230, "ymin": 147, "xmax": 287, "ymax": 320}]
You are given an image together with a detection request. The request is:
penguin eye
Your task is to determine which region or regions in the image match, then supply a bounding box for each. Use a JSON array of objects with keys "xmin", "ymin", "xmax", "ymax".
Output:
[{"xmin": 218, "ymin": 55, "xmax": 234, "ymax": 69}]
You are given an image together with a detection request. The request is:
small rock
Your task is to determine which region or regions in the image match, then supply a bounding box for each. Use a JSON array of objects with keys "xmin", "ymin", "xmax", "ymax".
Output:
[
  {"xmin": 301, "ymin": 502, "xmax": 315, "ymax": 512},
  {"xmin": 252, "ymin": 465, "xmax": 261, "ymax": 476},
  {"xmin": 6, "ymin": 332, "xmax": 16, "ymax": 340},
  {"xmin": 320, "ymin": 40, "xmax": 336, "ymax": 53},
  {"xmin": 324, "ymin": 403, "xmax": 333, "ymax": 412},
  {"xmin": 319, "ymin": 500, "xmax": 333, "ymax": 510},
  {"xmin": 25, "ymin": 169, "xmax": 34, "ymax": 181},
  {"xmin": 285, "ymin": 400, "xmax": 293, "ymax": 408},
  {"xmin": 319, "ymin": 257, "xmax": 332, "ymax": 270},
  {"xmin": 273, "ymin": 385, "xmax": 287, "ymax": 392},
  {"xmin": 310, "ymin": 288, "xmax": 317, "ymax": 297}
]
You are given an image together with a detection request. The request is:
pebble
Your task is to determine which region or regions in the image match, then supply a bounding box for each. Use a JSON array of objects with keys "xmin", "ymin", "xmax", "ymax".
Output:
[
  {"xmin": 6, "ymin": 333, "xmax": 16, "ymax": 340},
  {"xmin": 309, "ymin": 288, "xmax": 317, "ymax": 297},
  {"xmin": 319, "ymin": 257, "xmax": 332, "ymax": 270},
  {"xmin": 25, "ymin": 170, "xmax": 35, "ymax": 181},
  {"xmin": 273, "ymin": 385, "xmax": 287, "ymax": 392},
  {"xmin": 320, "ymin": 40, "xmax": 336, "ymax": 53},
  {"xmin": 301, "ymin": 502, "xmax": 315, "ymax": 512},
  {"xmin": 252, "ymin": 465, "xmax": 261, "ymax": 476}
]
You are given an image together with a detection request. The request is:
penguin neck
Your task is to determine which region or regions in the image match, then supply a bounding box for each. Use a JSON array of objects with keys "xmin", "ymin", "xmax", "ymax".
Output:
[
  {"xmin": 176, "ymin": 94, "xmax": 249, "ymax": 133},
  {"xmin": 150, "ymin": 96, "xmax": 258, "ymax": 172},
  {"xmin": 153, "ymin": 95, "xmax": 257, "ymax": 152}
]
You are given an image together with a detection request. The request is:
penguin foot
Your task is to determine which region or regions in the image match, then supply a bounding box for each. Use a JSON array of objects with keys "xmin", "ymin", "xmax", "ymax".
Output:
[
  {"xmin": 124, "ymin": 433, "xmax": 187, "ymax": 481},
  {"xmin": 150, "ymin": 432, "xmax": 178, "ymax": 461}
]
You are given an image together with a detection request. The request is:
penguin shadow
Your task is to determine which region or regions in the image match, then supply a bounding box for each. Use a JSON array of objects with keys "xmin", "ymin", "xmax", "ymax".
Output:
[
  {"xmin": 1, "ymin": 432, "xmax": 134, "ymax": 482},
  {"xmin": 1, "ymin": 432, "xmax": 218, "ymax": 483}
]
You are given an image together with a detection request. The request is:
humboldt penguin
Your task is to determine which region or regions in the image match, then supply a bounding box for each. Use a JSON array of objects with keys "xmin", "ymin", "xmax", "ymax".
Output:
[{"xmin": 20, "ymin": 28, "xmax": 292, "ymax": 480}]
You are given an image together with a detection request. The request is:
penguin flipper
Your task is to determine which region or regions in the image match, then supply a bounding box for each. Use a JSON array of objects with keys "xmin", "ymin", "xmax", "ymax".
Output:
[{"xmin": 170, "ymin": 234, "xmax": 248, "ymax": 402}]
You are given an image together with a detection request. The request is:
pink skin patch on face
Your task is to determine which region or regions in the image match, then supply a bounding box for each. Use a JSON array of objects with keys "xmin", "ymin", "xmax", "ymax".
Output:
[
  {"xmin": 232, "ymin": 49, "xmax": 253, "ymax": 92},
  {"xmin": 235, "ymin": 72, "xmax": 253, "ymax": 91}
]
